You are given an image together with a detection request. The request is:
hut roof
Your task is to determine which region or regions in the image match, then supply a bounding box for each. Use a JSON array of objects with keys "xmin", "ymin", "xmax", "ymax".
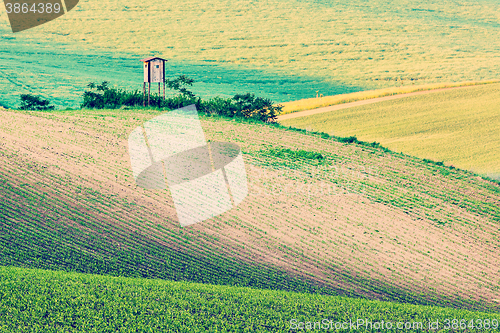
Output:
[{"xmin": 140, "ymin": 56, "xmax": 168, "ymax": 62}]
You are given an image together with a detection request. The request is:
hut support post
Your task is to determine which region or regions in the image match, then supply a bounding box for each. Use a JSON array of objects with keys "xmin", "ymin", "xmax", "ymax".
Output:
[
  {"xmin": 158, "ymin": 83, "xmax": 161, "ymax": 106},
  {"xmin": 148, "ymin": 83, "xmax": 151, "ymax": 107},
  {"xmin": 163, "ymin": 81, "xmax": 165, "ymax": 101},
  {"xmin": 143, "ymin": 82, "xmax": 146, "ymax": 107}
]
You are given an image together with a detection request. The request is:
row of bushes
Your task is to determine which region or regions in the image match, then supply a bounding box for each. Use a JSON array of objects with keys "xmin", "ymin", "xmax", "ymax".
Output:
[
  {"xmin": 80, "ymin": 76, "xmax": 283, "ymax": 122},
  {"xmin": 16, "ymin": 75, "xmax": 283, "ymax": 122}
]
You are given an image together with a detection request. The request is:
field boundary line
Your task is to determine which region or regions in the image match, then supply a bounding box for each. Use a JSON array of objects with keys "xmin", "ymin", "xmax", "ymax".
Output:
[{"xmin": 277, "ymin": 85, "xmax": 487, "ymax": 121}]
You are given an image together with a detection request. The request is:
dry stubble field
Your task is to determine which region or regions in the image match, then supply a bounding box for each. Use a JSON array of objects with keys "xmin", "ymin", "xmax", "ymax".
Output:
[{"xmin": 2, "ymin": 0, "xmax": 500, "ymax": 91}]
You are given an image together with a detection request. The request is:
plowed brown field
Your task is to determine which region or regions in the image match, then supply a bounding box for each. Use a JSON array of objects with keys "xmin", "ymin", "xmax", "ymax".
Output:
[{"xmin": 1, "ymin": 107, "xmax": 499, "ymax": 311}]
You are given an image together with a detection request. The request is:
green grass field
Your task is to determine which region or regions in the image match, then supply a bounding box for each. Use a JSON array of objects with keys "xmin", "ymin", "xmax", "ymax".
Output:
[
  {"xmin": 1, "ymin": 266, "xmax": 499, "ymax": 332},
  {"xmin": 0, "ymin": 33, "xmax": 342, "ymax": 110},
  {"xmin": 280, "ymin": 83, "xmax": 500, "ymax": 178}
]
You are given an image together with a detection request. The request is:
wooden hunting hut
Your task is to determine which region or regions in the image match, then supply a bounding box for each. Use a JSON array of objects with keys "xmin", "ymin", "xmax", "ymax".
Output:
[{"xmin": 140, "ymin": 56, "xmax": 168, "ymax": 106}]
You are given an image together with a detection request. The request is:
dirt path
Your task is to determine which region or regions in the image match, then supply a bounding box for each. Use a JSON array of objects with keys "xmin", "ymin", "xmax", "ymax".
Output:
[{"xmin": 277, "ymin": 86, "xmax": 476, "ymax": 121}]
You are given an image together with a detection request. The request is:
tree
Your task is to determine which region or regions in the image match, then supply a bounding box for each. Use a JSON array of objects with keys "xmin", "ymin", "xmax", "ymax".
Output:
[
  {"xmin": 233, "ymin": 93, "xmax": 283, "ymax": 122},
  {"xmin": 18, "ymin": 94, "xmax": 55, "ymax": 111},
  {"xmin": 164, "ymin": 75, "xmax": 196, "ymax": 98}
]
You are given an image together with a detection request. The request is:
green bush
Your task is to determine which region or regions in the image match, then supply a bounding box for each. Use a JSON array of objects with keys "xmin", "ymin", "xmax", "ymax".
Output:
[
  {"xmin": 81, "ymin": 82, "xmax": 142, "ymax": 109},
  {"xmin": 338, "ymin": 136, "xmax": 359, "ymax": 144},
  {"xmin": 231, "ymin": 93, "xmax": 283, "ymax": 122},
  {"xmin": 18, "ymin": 94, "xmax": 55, "ymax": 111},
  {"xmin": 268, "ymin": 148, "xmax": 324, "ymax": 160},
  {"xmin": 200, "ymin": 96, "xmax": 235, "ymax": 117}
]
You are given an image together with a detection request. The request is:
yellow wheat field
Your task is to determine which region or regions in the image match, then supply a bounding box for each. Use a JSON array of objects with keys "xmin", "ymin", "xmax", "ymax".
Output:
[
  {"xmin": 281, "ymin": 83, "xmax": 500, "ymax": 177},
  {"xmin": 279, "ymin": 80, "xmax": 500, "ymax": 114}
]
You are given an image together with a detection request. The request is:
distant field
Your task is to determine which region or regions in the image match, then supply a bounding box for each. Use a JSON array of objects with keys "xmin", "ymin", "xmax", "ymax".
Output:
[
  {"xmin": 279, "ymin": 80, "xmax": 500, "ymax": 114},
  {"xmin": 1, "ymin": 107, "xmax": 499, "ymax": 312},
  {"xmin": 1, "ymin": 266, "xmax": 499, "ymax": 332},
  {"xmin": 280, "ymin": 83, "xmax": 500, "ymax": 178},
  {"xmin": 1, "ymin": 0, "xmax": 500, "ymax": 104}
]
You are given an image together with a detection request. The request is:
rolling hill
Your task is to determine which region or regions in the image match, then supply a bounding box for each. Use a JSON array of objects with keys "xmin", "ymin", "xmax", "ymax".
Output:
[
  {"xmin": 2, "ymin": 0, "xmax": 500, "ymax": 329},
  {"xmin": 7, "ymin": 0, "xmax": 500, "ymax": 87},
  {"xmin": 0, "ymin": 106, "xmax": 499, "ymax": 315},
  {"xmin": 2, "ymin": 0, "xmax": 500, "ymax": 108}
]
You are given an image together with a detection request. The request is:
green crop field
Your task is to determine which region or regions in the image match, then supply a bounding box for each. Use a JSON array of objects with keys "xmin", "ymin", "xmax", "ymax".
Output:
[
  {"xmin": 1, "ymin": 266, "xmax": 499, "ymax": 332},
  {"xmin": 280, "ymin": 83, "xmax": 500, "ymax": 179}
]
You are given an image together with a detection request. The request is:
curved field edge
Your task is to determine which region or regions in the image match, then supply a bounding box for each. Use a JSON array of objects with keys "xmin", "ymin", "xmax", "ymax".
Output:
[
  {"xmin": 278, "ymin": 80, "xmax": 500, "ymax": 115},
  {"xmin": 0, "ymin": 108, "xmax": 499, "ymax": 313},
  {"xmin": 279, "ymin": 83, "xmax": 500, "ymax": 177},
  {"xmin": 1, "ymin": 266, "xmax": 499, "ymax": 332}
]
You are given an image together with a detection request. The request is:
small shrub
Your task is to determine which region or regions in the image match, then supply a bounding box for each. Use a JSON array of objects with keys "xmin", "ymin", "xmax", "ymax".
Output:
[
  {"xmin": 319, "ymin": 132, "xmax": 330, "ymax": 139},
  {"xmin": 200, "ymin": 96, "xmax": 236, "ymax": 117},
  {"xmin": 231, "ymin": 93, "xmax": 283, "ymax": 122},
  {"xmin": 163, "ymin": 94, "xmax": 200, "ymax": 110},
  {"xmin": 338, "ymin": 136, "xmax": 359, "ymax": 144},
  {"xmin": 267, "ymin": 148, "xmax": 324, "ymax": 160},
  {"xmin": 18, "ymin": 94, "xmax": 54, "ymax": 111}
]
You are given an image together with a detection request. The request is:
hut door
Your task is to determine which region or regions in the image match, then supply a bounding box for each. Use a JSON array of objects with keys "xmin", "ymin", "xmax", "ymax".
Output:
[{"xmin": 151, "ymin": 60, "xmax": 161, "ymax": 82}]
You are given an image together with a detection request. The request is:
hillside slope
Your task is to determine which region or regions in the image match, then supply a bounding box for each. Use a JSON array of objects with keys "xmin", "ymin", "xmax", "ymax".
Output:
[
  {"xmin": 0, "ymin": 107, "xmax": 499, "ymax": 312},
  {"xmin": 3, "ymin": 0, "xmax": 500, "ymax": 90}
]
